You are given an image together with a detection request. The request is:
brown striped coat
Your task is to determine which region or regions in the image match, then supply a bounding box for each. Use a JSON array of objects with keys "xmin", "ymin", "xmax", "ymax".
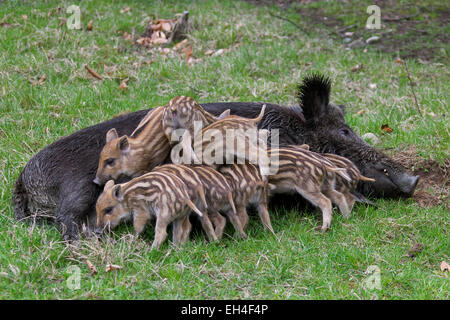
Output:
[
  {"xmin": 95, "ymin": 171, "xmax": 203, "ymax": 250},
  {"xmin": 94, "ymin": 106, "xmax": 171, "ymax": 185},
  {"xmin": 219, "ymin": 163, "xmax": 274, "ymax": 235},
  {"xmin": 268, "ymin": 146, "xmax": 351, "ymax": 231}
]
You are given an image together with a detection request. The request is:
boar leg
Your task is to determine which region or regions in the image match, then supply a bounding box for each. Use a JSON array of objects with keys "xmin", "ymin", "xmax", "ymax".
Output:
[
  {"xmin": 172, "ymin": 215, "xmax": 191, "ymax": 247},
  {"xmin": 323, "ymin": 188, "xmax": 351, "ymax": 218},
  {"xmin": 151, "ymin": 214, "xmax": 170, "ymax": 250},
  {"xmin": 236, "ymin": 205, "xmax": 249, "ymax": 231},
  {"xmin": 295, "ymin": 187, "xmax": 333, "ymax": 232},
  {"xmin": 133, "ymin": 209, "xmax": 150, "ymax": 238},
  {"xmin": 223, "ymin": 209, "xmax": 247, "ymax": 239},
  {"xmin": 256, "ymin": 187, "xmax": 274, "ymax": 234},
  {"xmin": 208, "ymin": 211, "xmax": 226, "ymax": 239}
]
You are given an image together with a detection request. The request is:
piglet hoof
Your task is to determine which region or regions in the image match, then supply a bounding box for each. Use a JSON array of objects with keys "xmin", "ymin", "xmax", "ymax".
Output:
[{"xmin": 315, "ymin": 225, "xmax": 330, "ymax": 233}]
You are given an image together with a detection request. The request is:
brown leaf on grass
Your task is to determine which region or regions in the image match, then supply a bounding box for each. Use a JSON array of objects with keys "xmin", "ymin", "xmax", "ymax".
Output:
[
  {"xmin": 21, "ymin": 15, "xmax": 28, "ymax": 22},
  {"xmin": 48, "ymin": 10, "xmax": 53, "ymax": 17},
  {"xmin": 381, "ymin": 124, "xmax": 393, "ymax": 133},
  {"xmin": 395, "ymin": 58, "xmax": 403, "ymax": 64},
  {"xmin": 122, "ymin": 32, "xmax": 133, "ymax": 41},
  {"xmin": 86, "ymin": 19, "xmax": 93, "ymax": 31},
  {"xmin": 174, "ymin": 39, "xmax": 188, "ymax": 50},
  {"xmin": 204, "ymin": 49, "xmax": 215, "ymax": 56},
  {"xmin": 38, "ymin": 74, "xmax": 47, "ymax": 85},
  {"xmin": 356, "ymin": 109, "xmax": 366, "ymax": 116},
  {"xmin": 185, "ymin": 44, "xmax": 192, "ymax": 62},
  {"xmin": 119, "ymin": 80, "xmax": 128, "ymax": 90},
  {"xmin": 440, "ymin": 261, "xmax": 450, "ymax": 272},
  {"xmin": 161, "ymin": 22, "xmax": 172, "ymax": 32},
  {"xmin": 105, "ymin": 264, "xmax": 122, "ymax": 272},
  {"xmin": 85, "ymin": 65, "xmax": 103, "ymax": 80},
  {"xmin": 120, "ymin": 6, "xmax": 131, "ymax": 14},
  {"xmin": 86, "ymin": 260, "xmax": 97, "ymax": 275}
]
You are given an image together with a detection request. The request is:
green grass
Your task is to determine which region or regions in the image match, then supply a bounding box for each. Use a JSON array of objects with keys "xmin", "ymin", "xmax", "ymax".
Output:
[{"xmin": 0, "ymin": 0, "xmax": 448, "ymax": 299}]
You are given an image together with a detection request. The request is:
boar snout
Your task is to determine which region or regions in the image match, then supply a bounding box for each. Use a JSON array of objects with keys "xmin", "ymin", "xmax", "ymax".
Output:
[
  {"xmin": 361, "ymin": 162, "xmax": 419, "ymax": 198},
  {"xmin": 395, "ymin": 173, "xmax": 419, "ymax": 196}
]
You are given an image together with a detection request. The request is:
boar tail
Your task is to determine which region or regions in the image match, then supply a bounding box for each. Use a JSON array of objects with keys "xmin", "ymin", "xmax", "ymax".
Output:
[
  {"xmin": 186, "ymin": 198, "xmax": 204, "ymax": 217},
  {"xmin": 12, "ymin": 172, "xmax": 29, "ymax": 221},
  {"xmin": 359, "ymin": 174, "xmax": 375, "ymax": 182},
  {"xmin": 252, "ymin": 104, "xmax": 266, "ymax": 123}
]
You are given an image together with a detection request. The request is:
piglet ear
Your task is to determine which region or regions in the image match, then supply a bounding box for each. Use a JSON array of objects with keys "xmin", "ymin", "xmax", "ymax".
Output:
[
  {"xmin": 299, "ymin": 144, "xmax": 310, "ymax": 150},
  {"xmin": 106, "ymin": 128, "xmax": 119, "ymax": 143},
  {"xmin": 297, "ymin": 73, "xmax": 331, "ymax": 122},
  {"xmin": 104, "ymin": 180, "xmax": 115, "ymax": 190},
  {"xmin": 112, "ymin": 185, "xmax": 123, "ymax": 202},
  {"xmin": 118, "ymin": 136, "xmax": 130, "ymax": 153},
  {"xmin": 217, "ymin": 109, "xmax": 230, "ymax": 120}
]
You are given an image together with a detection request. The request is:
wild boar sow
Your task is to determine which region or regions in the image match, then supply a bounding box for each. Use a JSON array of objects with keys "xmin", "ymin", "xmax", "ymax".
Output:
[{"xmin": 13, "ymin": 73, "xmax": 419, "ymax": 240}]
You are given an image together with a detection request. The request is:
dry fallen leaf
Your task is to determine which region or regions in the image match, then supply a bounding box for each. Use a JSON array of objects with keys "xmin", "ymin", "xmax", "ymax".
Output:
[
  {"xmin": 120, "ymin": 6, "xmax": 131, "ymax": 14},
  {"xmin": 356, "ymin": 109, "xmax": 365, "ymax": 116},
  {"xmin": 174, "ymin": 39, "xmax": 189, "ymax": 50},
  {"xmin": 119, "ymin": 80, "xmax": 128, "ymax": 90},
  {"xmin": 440, "ymin": 261, "xmax": 450, "ymax": 272},
  {"xmin": 122, "ymin": 32, "xmax": 133, "ymax": 41},
  {"xmin": 87, "ymin": 19, "xmax": 93, "ymax": 31},
  {"xmin": 21, "ymin": 15, "xmax": 28, "ymax": 22},
  {"xmin": 85, "ymin": 65, "xmax": 103, "ymax": 80},
  {"xmin": 38, "ymin": 73, "xmax": 47, "ymax": 85},
  {"xmin": 106, "ymin": 264, "xmax": 123, "ymax": 272},
  {"xmin": 161, "ymin": 22, "xmax": 172, "ymax": 32},
  {"xmin": 381, "ymin": 124, "xmax": 393, "ymax": 133},
  {"xmin": 86, "ymin": 260, "xmax": 97, "ymax": 275},
  {"xmin": 185, "ymin": 44, "xmax": 192, "ymax": 62},
  {"xmin": 395, "ymin": 58, "xmax": 403, "ymax": 64},
  {"xmin": 369, "ymin": 83, "xmax": 377, "ymax": 89},
  {"xmin": 204, "ymin": 49, "xmax": 215, "ymax": 56}
]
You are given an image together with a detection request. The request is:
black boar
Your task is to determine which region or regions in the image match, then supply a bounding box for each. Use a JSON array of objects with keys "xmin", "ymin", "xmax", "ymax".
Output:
[{"xmin": 12, "ymin": 73, "xmax": 419, "ymax": 240}]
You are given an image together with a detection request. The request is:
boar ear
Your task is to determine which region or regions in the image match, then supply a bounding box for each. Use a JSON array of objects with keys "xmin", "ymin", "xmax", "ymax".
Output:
[
  {"xmin": 337, "ymin": 104, "xmax": 346, "ymax": 114},
  {"xmin": 217, "ymin": 109, "xmax": 230, "ymax": 120},
  {"xmin": 112, "ymin": 185, "xmax": 123, "ymax": 202},
  {"xmin": 106, "ymin": 128, "xmax": 119, "ymax": 143},
  {"xmin": 104, "ymin": 180, "xmax": 115, "ymax": 190},
  {"xmin": 118, "ymin": 136, "xmax": 130, "ymax": 153},
  {"xmin": 297, "ymin": 73, "xmax": 331, "ymax": 122}
]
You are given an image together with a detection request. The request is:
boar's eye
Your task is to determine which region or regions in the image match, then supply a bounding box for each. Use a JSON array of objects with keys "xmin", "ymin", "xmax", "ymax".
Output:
[
  {"xmin": 340, "ymin": 128, "xmax": 350, "ymax": 136},
  {"xmin": 104, "ymin": 207, "xmax": 114, "ymax": 215},
  {"xmin": 105, "ymin": 158, "xmax": 115, "ymax": 166}
]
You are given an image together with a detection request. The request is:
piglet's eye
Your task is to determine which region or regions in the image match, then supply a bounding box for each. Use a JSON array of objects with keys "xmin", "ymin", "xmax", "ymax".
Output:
[
  {"xmin": 105, "ymin": 158, "xmax": 115, "ymax": 166},
  {"xmin": 104, "ymin": 207, "xmax": 113, "ymax": 215}
]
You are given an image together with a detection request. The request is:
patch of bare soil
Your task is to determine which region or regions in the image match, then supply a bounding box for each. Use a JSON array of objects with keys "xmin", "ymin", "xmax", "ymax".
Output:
[
  {"xmin": 247, "ymin": 0, "xmax": 449, "ymax": 62},
  {"xmin": 392, "ymin": 147, "xmax": 449, "ymax": 208}
]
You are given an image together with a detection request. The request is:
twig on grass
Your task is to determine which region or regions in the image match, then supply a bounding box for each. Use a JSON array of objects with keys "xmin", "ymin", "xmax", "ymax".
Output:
[
  {"xmin": 85, "ymin": 65, "xmax": 103, "ymax": 80},
  {"xmin": 402, "ymin": 60, "xmax": 423, "ymax": 118},
  {"xmin": 268, "ymin": 11, "xmax": 303, "ymax": 30}
]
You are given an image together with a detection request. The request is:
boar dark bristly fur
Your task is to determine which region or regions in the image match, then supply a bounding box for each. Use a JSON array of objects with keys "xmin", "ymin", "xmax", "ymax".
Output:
[{"xmin": 13, "ymin": 73, "xmax": 419, "ymax": 240}]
